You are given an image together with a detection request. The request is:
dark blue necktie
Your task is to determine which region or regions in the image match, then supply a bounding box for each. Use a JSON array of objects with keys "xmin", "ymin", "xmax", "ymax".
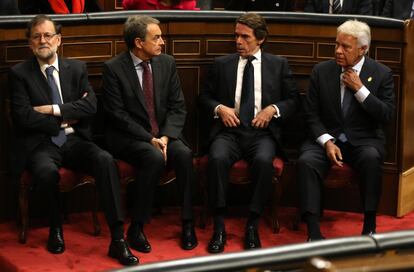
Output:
[
  {"xmin": 342, "ymin": 87, "xmax": 352, "ymax": 117},
  {"xmin": 239, "ymin": 56, "xmax": 255, "ymax": 127},
  {"xmin": 45, "ymin": 66, "xmax": 67, "ymax": 147}
]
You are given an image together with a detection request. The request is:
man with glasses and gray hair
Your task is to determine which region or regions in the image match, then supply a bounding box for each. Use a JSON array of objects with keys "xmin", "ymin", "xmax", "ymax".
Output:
[
  {"xmin": 297, "ymin": 20, "xmax": 395, "ymax": 241},
  {"xmin": 9, "ymin": 15, "xmax": 138, "ymax": 266}
]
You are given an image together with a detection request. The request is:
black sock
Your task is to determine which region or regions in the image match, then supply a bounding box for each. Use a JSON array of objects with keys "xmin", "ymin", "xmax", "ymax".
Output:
[
  {"xmin": 246, "ymin": 212, "xmax": 260, "ymax": 229},
  {"xmin": 305, "ymin": 212, "xmax": 323, "ymax": 239},
  {"xmin": 363, "ymin": 211, "xmax": 376, "ymax": 233},
  {"xmin": 110, "ymin": 221, "xmax": 124, "ymax": 241},
  {"xmin": 182, "ymin": 219, "xmax": 194, "ymax": 228}
]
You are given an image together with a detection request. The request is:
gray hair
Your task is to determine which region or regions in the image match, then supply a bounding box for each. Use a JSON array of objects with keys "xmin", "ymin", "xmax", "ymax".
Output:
[
  {"xmin": 337, "ymin": 20, "xmax": 371, "ymax": 54},
  {"xmin": 124, "ymin": 15, "xmax": 160, "ymax": 50}
]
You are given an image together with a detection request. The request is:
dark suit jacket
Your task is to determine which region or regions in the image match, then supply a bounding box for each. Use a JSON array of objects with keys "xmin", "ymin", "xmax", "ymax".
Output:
[
  {"xmin": 304, "ymin": 0, "xmax": 373, "ymax": 14},
  {"xmin": 199, "ymin": 52, "xmax": 299, "ymax": 152},
  {"xmin": 381, "ymin": 0, "xmax": 413, "ymax": 19},
  {"xmin": 226, "ymin": 0, "xmax": 292, "ymax": 11},
  {"xmin": 0, "ymin": 0, "xmax": 20, "ymax": 15},
  {"xmin": 102, "ymin": 52, "xmax": 187, "ymax": 154},
  {"xmin": 302, "ymin": 57, "xmax": 395, "ymax": 156},
  {"xmin": 9, "ymin": 56, "xmax": 97, "ymax": 177}
]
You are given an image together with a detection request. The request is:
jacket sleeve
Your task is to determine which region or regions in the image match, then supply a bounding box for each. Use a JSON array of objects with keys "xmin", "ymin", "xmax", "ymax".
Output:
[
  {"xmin": 274, "ymin": 58, "xmax": 300, "ymax": 121},
  {"xmin": 59, "ymin": 62, "xmax": 97, "ymax": 121},
  {"xmin": 199, "ymin": 60, "xmax": 222, "ymax": 116},
  {"xmin": 9, "ymin": 68, "xmax": 61, "ymax": 136},
  {"xmin": 302, "ymin": 65, "xmax": 328, "ymax": 140},
  {"xmin": 159, "ymin": 58, "xmax": 187, "ymax": 139},
  {"xmin": 360, "ymin": 68, "xmax": 395, "ymax": 124}
]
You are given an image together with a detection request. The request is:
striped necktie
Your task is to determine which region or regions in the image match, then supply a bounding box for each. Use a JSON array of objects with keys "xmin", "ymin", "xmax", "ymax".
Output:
[{"xmin": 332, "ymin": 0, "xmax": 342, "ymax": 14}]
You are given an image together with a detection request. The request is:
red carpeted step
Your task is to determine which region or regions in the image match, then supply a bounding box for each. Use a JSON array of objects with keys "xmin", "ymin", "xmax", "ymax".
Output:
[{"xmin": 0, "ymin": 207, "xmax": 413, "ymax": 272}]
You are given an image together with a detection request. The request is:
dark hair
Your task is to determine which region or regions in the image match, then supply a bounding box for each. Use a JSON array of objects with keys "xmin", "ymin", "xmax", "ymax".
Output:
[
  {"xmin": 124, "ymin": 15, "xmax": 160, "ymax": 50},
  {"xmin": 25, "ymin": 15, "xmax": 61, "ymax": 38},
  {"xmin": 236, "ymin": 12, "xmax": 268, "ymax": 42}
]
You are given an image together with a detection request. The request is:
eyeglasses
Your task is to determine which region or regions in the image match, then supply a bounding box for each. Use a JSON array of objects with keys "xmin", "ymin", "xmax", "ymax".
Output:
[{"xmin": 31, "ymin": 32, "xmax": 58, "ymax": 41}]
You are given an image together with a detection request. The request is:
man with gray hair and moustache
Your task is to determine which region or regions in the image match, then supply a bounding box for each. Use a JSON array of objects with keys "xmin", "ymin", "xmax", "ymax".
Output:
[
  {"xmin": 297, "ymin": 20, "xmax": 395, "ymax": 241},
  {"xmin": 102, "ymin": 15, "xmax": 197, "ymax": 253}
]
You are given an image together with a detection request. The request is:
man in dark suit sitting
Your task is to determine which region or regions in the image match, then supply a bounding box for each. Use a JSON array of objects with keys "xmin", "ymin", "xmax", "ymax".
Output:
[
  {"xmin": 199, "ymin": 12, "xmax": 299, "ymax": 253},
  {"xmin": 9, "ymin": 15, "xmax": 138, "ymax": 265},
  {"xmin": 297, "ymin": 19, "xmax": 395, "ymax": 241},
  {"xmin": 102, "ymin": 15, "xmax": 197, "ymax": 252},
  {"xmin": 304, "ymin": 0, "xmax": 373, "ymax": 14},
  {"xmin": 381, "ymin": 0, "xmax": 414, "ymax": 20}
]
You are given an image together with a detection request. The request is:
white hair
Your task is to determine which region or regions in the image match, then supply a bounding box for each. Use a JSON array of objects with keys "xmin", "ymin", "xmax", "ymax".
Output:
[{"xmin": 337, "ymin": 20, "xmax": 371, "ymax": 54}]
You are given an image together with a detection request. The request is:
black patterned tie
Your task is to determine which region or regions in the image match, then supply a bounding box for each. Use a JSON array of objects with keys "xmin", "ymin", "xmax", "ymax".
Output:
[
  {"xmin": 45, "ymin": 66, "xmax": 67, "ymax": 147},
  {"xmin": 332, "ymin": 0, "xmax": 342, "ymax": 14},
  {"xmin": 140, "ymin": 61, "xmax": 159, "ymax": 136},
  {"xmin": 239, "ymin": 56, "xmax": 255, "ymax": 127}
]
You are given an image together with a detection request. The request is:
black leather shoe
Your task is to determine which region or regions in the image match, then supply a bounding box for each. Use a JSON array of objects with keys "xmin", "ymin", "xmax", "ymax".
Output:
[
  {"xmin": 127, "ymin": 229, "xmax": 152, "ymax": 253},
  {"xmin": 307, "ymin": 236, "xmax": 325, "ymax": 242},
  {"xmin": 207, "ymin": 230, "xmax": 226, "ymax": 253},
  {"xmin": 47, "ymin": 227, "xmax": 65, "ymax": 254},
  {"xmin": 362, "ymin": 230, "xmax": 376, "ymax": 236},
  {"xmin": 244, "ymin": 226, "xmax": 261, "ymax": 249},
  {"xmin": 108, "ymin": 239, "xmax": 139, "ymax": 266},
  {"xmin": 181, "ymin": 223, "xmax": 198, "ymax": 250}
]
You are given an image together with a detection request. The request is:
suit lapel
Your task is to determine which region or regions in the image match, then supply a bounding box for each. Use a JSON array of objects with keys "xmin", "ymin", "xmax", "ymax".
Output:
[
  {"xmin": 30, "ymin": 57, "xmax": 53, "ymax": 103},
  {"xmin": 151, "ymin": 56, "xmax": 161, "ymax": 117},
  {"xmin": 227, "ymin": 54, "xmax": 238, "ymax": 106},
  {"xmin": 121, "ymin": 52, "xmax": 147, "ymax": 112},
  {"xmin": 345, "ymin": 57, "xmax": 374, "ymax": 118},
  {"xmin": 261, "ymin": 53, "xmax": 271, "ymax": 106},
  {"xmin": 329, "ymin": 63, "xmax": 342, "ymax": 116},
  {"xmin": 58, "ymin": 58, "xmax": 72, "ymax": 102}
]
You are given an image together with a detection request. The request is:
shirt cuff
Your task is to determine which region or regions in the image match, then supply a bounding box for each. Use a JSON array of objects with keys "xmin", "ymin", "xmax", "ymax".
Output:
[
  {"xmin": 271, "ymin": 104, "xmax": 281, "ymax": 118},
  {"xmin": 52, "ymin": 104, "xmax": 61, "ymax": 116},
  {"xmin": 64, "ymin": 127, "xmax": 74, "ymax": 135},
  {"xmin": 354, "ymin": 85, "xmax": 370, "ymax": 103},
  {"xmin": 213, "ymin": 104, "xmax": 221, "ymax": 119},
  {"xmin": 316, "ymin": 133, "xmax": 335, "ymax": 147}
]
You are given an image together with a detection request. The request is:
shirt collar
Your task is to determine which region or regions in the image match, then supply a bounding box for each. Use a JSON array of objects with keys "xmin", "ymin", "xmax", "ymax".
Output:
[
  {"xmin": 342, "ymin": 56, "xmax": 365, "ymax": 74},
  {"xmin": 239, "ymin": 49, "xmax": 262, "ymax": 62},
  {"xmin": 130, "ymin": 51, "xmax": 145, "ymax": 67},
  {"xmin": 38, "ymin": 54, "xmax": 59, "ymax": 74}
]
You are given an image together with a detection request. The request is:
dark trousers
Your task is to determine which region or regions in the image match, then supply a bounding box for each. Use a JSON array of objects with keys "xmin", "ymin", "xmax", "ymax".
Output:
[
  {"xmin": 207, "ymin": 128, "xmax": 277, "ymax": 215},
  {"xmin": 118, "ymin": 138, "xmax": 194, "ymax": 224},
  {"xmin": 27, "ymin": 134, "xmax": 123, "ymax": 229},
  {"xmin": 297, "ymin": 140, "xmax": 383, "ymax": 217}
]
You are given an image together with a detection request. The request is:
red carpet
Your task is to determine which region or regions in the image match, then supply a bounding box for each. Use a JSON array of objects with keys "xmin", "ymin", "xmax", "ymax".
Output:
[{"xmin": 0, "ymin": 207, "xmax": 414, "ymax": 272}]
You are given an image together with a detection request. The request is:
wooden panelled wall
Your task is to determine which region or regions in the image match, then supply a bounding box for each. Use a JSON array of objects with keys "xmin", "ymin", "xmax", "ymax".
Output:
[{"xmin": 0, "ymin": 12, "xmax": 413, "ymax": 221}]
